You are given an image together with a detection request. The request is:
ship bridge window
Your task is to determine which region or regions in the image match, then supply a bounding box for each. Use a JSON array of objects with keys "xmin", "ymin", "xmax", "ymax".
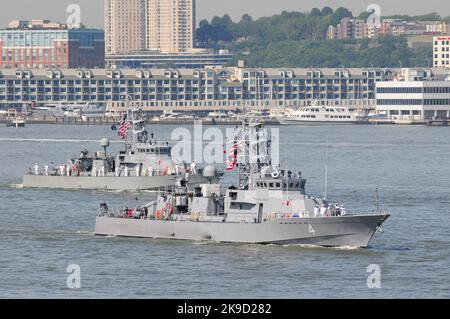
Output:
[{"xmin": 229, "ymin": 192, "xmax": 238, "ymax": 200}]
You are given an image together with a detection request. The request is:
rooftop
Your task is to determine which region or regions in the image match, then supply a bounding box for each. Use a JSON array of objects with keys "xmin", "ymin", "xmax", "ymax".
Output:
[{"xmin": 5, "ymin": 19, "xmax": 85, "ymax": 31}]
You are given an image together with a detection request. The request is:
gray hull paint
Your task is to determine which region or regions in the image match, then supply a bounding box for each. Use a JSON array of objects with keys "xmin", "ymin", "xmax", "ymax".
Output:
[
  {"xmin": 95, "ymin": 214, "xmax": 389, "ymax": 248},
  {"xmin": 23, "ymin": 174, "xmax": 215, "ymax": 191}
]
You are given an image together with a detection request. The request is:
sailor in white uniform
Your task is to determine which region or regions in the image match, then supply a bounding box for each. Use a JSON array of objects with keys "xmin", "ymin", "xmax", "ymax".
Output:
[
  {"xmin": 34, "ymin": 163, "xmax": 39, "ymax": 175},
  {"xmin": 320, "ymin": 205, "xmax": 327, "ymax": 217},
  {"xmin": 147, "ymin": 165, "xmax": 153, "ymax": 177},
  {"xmin": 190, "ymin": 161, "xmax": 197, "ymax": 175},
  {"xmin": 314, "ymin": 204, "xmax": 320, "ymax": 217},
  {"xmin": 124, "ymin": 166, "xmax": 129, "ymax": 177},
  {"xmin": 44, "ymin": 165, "xmax": 49, "ymax": 176}
]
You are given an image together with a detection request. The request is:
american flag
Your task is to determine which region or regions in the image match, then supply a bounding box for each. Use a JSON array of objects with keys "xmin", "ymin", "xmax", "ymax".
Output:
[
  {"xmin": 224, "ymin": 129, "xmax": 244, "ymax": 171},
  {"xmin": 118, "ymin": 114, "xmax": 131, "ymax": 139},
  {"xmin": 225, "ymin": 159, "xmax": 236, "ymax": 171}
]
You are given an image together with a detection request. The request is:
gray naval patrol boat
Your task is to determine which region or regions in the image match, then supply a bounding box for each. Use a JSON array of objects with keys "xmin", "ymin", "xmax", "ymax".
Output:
[
  {"xmin": 95, "ymin": 120, "xmax": 389, "ymax": 248},
  {"xmin": 23, "ymin": 109, "xmax": 221, "ymax": 191}
]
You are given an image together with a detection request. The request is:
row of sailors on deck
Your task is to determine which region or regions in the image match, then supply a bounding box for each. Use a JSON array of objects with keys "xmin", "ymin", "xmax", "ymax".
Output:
[
  {"xmin": 93, "ymin": 161, "xmax": 198, "ymax": 177},
  {"xmin": 314, "ymin": 203, "xmax": 347, "ymax": 217},
  {"xmin": 33, "ymin": 161, "xmax": 199, "ymax": 177},
  {"xmin": 33, "ymin": 163, "xmax": 80, "ymax": 176}
]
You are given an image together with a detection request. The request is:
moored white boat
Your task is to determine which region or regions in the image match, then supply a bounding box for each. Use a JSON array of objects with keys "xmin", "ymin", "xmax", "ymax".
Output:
[{"xmin": 277, "ymin": 104, "xmax": 358, "ymax": 125}]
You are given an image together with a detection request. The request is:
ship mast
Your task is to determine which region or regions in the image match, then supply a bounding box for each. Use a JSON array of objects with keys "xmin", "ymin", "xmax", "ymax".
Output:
[
  {"xmin": 124, "ymin": 107, "xmax": 148, "ymax": 152},
  {"xmin": 238, "ymin": 120, "xmax": 272, "ymax": 190}
]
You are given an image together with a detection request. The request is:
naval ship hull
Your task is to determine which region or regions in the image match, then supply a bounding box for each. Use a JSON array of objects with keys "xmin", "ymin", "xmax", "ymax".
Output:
[
  {"xmin": 95, "ymin": 214, "xmax": 389, "ymax": 248},
  {"xmin": 22, "ymin": 174, "xmax": 217, "ymax": 191}
]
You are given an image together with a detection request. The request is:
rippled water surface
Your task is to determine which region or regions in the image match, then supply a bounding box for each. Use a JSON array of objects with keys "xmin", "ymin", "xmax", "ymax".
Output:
[{"xmin": 0, "ymin": 123, "xmax": 449, "ymax": 298}]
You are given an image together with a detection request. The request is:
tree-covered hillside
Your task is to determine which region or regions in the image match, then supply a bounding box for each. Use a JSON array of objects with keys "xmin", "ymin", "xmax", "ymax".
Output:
[{"xmin": 196, "ymin": 7, "xmax": 440, "ymax": 68}]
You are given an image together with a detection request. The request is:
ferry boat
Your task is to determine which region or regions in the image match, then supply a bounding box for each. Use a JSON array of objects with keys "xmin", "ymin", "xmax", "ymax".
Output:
[{"xmin": 277, "ymin": 104, "xmax": 358, "ymax": 125}]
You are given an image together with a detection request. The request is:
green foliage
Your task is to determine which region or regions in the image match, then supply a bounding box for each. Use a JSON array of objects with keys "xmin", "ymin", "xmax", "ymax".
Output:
[{"xmin": 196, "ymin": 7, "xmax": 438, "ymax": 68}]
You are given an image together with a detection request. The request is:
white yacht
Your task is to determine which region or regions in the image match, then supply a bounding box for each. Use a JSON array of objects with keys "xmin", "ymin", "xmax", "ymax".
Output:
[
  {"xmin": 51, "ymin": 103, "xmax": 105, "ymax": 119},
  {"xmin": 152, "ymin": 110, "xmax": 196, "ymax": 122},
  {"xmin": 206, "ymin": 111, "xmax": 239, "ymax": 121},
  {"xmin": 277, "ymin": 105, "xmax": 358, "ymax": 125}
]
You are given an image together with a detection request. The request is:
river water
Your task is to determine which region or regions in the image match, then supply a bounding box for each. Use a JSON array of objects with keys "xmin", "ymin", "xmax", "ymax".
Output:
[{"xmin": 0, "ymin": 123, "xmax": 449, "ymax": 298}]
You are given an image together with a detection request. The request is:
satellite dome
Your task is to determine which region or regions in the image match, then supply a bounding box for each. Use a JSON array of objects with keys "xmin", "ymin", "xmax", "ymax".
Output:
[{"xmin": 100, "ymin": 138, "xmax": 110, "ymax": 148}]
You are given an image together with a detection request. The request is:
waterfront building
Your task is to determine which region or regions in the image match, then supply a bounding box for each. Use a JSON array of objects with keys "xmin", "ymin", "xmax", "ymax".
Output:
[
  {"xmin": 376, "ymin": 78, "xmax": 450, "ymax": 120},
  {"xmin": 0, "ymin": 67, "xmax": 447, "ymax": 112},
  {"xmin": 105, "ymin": 49, "xmax": 233, "ymax": 69},
  {"xmin": 433, "ymin": 36, "xmax": 450, "ymax": 68},
  {"xmin": 0, "ymin": 21, "xmax": 104, "ymax": 69}
]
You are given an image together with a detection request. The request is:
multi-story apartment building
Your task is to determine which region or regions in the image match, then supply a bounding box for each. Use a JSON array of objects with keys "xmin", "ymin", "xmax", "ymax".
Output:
[
  {"xmin": 104, "ymin": 0, "xmax": 147, "ymax": 55},
  {"xmin": 336, "ymin": 18, "xmax": 353, "ymax": 39},
  {"xmin": 352, "ymin": 19, "xmax": 367, "ymax": 39},
  {"xmin": 433, "ymin": 36, "xmax": 450, "ymax": 68},
  {"xmin": 0, "ymin": 21, "xmax": 104, "ymax": 69},
  {"xmin": 147, "ymin": 0, "xmax": 196, "ymax": 53},
  {"xmin": 4, "ymin": 67, "xmax": 445, "ymax": 112},
  {"xmin": 365, "ymin": 25, "xmax": 379, "ymax": 39},
  {"xmin": 326, "ymin": 25, "xmax": 338, "ymax": 40},
  {"xmin": 105, "ymin": 0, "xmax": 195, "ymax": 54},
  {"xmin": 335, "ymin": 18, "xmax": 367, "ymax": 40},
  {"xmin": 329, "ymin": 18, "xmax": 448, "ymax": 40}
]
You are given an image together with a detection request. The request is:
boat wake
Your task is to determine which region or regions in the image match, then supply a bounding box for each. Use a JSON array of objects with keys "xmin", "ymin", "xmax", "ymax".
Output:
[
  {"xmin": 0, "ymin": 138, "xmax": 122, "ymax": 144},
  {"xmin": 0, "ymin": 228, "xmax": 94, "ymax": 238},
  {"xmin": 0, "ymin": 183, "xmax": 24, "ymax": 189},
  {"xmin": 9, "ymin": 183, "xmax": 24, "ymax": 189},
  {"xmin": 280, "ymin": 243, "xmax": 362, "ymax": 251}
]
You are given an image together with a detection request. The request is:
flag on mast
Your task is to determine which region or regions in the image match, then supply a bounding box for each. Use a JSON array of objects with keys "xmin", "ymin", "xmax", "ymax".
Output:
[
  {"xmin": 225, "ymin": 129, "xmax": 244, "ymax": 171},
  {"xmin": 117, "ymin": 114, "xmax": 131, "ymax": 139}
]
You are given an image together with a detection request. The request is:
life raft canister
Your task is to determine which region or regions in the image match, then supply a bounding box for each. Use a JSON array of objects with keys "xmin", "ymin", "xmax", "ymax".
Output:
[{"xmin": 271, "ymin": 171, "xmax": 280, "ymax": 178}]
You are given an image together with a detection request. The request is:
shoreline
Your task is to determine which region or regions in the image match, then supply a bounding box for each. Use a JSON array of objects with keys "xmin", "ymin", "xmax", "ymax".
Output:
[{"xmin": 0, "ymin": 117, "xmax": 435, "ymax": 126}]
